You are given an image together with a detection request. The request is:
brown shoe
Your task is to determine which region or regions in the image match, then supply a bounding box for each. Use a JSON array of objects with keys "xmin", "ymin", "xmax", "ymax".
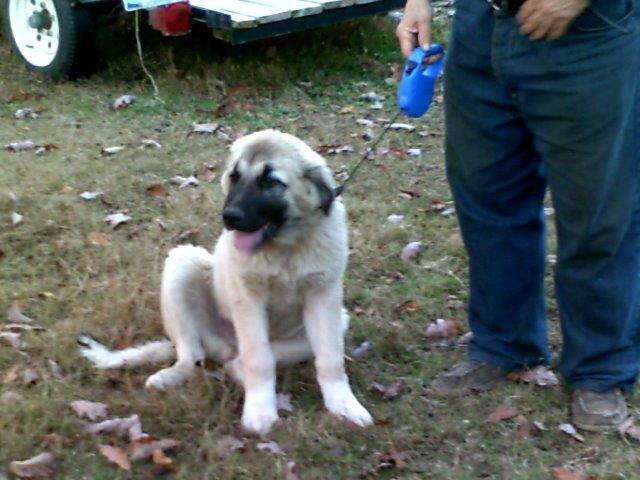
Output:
[
  {"xmin": 430, "ymin": 360, "xmax": 507, "ymax": 394},
  {"xmin": 571, "ymin": 389, "xmax": 628, "ymax": 432}
]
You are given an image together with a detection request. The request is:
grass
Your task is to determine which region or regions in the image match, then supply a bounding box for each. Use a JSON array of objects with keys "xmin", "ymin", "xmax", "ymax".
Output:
[{"xmin": 1, "ymin": 8, "xmax": 639, "ymax": 480}]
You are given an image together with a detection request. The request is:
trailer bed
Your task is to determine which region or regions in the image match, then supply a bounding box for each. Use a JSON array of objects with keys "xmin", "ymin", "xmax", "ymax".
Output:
[{"xmin": 188, "ymin": 0, "xmax": 404, "ymax": 43}]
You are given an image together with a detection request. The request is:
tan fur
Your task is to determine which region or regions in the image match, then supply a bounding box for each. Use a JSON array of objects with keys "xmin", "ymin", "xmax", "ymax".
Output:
[{"xmin": 80, "ymin": 130, "xmax": 372, "ymax": 435}]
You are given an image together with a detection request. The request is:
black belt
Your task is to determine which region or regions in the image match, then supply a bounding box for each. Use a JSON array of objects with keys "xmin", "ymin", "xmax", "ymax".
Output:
[{"xmin": 487, "ymin": 0, "xmax": 525, "ymax": 14}]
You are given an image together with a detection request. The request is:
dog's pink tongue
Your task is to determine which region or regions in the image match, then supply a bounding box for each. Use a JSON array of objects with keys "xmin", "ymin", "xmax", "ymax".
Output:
[{"xmin": 233, "ymin": 229, "xmax": 264, "ymax": 253}]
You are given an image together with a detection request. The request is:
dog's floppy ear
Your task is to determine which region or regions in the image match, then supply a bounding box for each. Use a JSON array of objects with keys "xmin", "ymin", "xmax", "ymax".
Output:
[{"xmin": 304, "ymin": 167, "xmax": 340, "ymax": 215}]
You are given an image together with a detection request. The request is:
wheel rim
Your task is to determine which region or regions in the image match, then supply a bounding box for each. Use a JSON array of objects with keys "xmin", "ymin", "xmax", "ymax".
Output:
[{"xmin": 9, "ymin": 0, "xmax": 60, "ymax": 67}]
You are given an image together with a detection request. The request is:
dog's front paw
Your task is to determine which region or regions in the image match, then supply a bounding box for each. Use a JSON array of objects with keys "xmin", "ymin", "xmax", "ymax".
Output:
[
  {"xmin": 241, "ymin": 391, "xmax": 279, "ymax": 436},
  {"xmin": 323, "ymin": 383, "xmax": 373, "ymax": 427},
  {"xmin": 145, "ymin": 365, "xmax": 193, "ymax": 390}
]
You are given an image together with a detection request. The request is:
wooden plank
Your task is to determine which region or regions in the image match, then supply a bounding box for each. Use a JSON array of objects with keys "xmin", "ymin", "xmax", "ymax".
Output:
[
  {"xmin": 355, "ymin": 0, "xmax": 380, "ymax": 4},
  {"xmin": 189, "ymin": 0, "xmax": 260, "ymax": 27},
  {"xmin": 249, "ymin": 0, "xmax": 323, "ymax": 17},
  {"xmin": 196, "ymin": 0, "xmax": 293, "ymax": 23},
  {"xmin": 301, "ymin": 0, "xmax": 353, "ymax": 9}
]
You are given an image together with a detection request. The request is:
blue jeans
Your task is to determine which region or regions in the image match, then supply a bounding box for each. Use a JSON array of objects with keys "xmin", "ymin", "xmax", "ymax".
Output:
[{"xmin": 444, "ymin": 0, "xmax": 640, "ymax": 391}]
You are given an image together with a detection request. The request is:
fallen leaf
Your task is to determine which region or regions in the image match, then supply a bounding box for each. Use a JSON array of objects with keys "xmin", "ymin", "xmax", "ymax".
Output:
[
  {"xmin": 170, "ymin": 175, "xmax": 200, "ymax": 189},
  {"xmin": 88, "ymin": 232, "xmax": 109, "ymax": 246},
  {"xmin": 395, "ymin": 300, "xmax": 420, "ymax": 313},
  {"xmin": 558, "ymin": 423, "xmax": 585, "ymax": 443},
  {"xmin": 447, "ymin": 296, "xmax": 465, "ymax": 310},
  {"xmin": 551, "ymin": 467, "xmax": 595, "ymax": 480},
  {"xmin": 12, "ymin": 212, "xmax": 23, "ymax": 225},
  {"xmin": 214, "ymin": 435, "xmax": 246, "ymax": 458},
  {"xmin": 386, "ymin": 214, "xmax": 404, "ymax": 224},
  {"xmin": 7, "ymin": 301, "xmax": 33, "ymax": 324},
  {"xmin": 352, "ymin": 340, "xmax": 373, "ymax": 359},
  {"xmin": 188, "ymin": 122, "xmax": 219, "ymax": 136},
  {"xmin": 99, "ymin": 445, "xmax": 130, "ymax": 470},
  {"xmin": 370, "ymin": 101, "xmax": 384, "ymax": 110},
  {"xmin": 0, "ymin": 332, "xmax": 21, "ymax": 349},
  {"xmin": 152, "ymin": 448, "xmax": 174, "ymax": 472},
  {"xmin": 340, "ymin": 105, "xmax": 355, "ymax": 114},
  {"xmin": 128, "ymin": 437, "xmax": 180, "ymax": 461},
  {"xmin": 101, "ymin": 146, "xmax": 125, "ymax": 156},
  {"xmin": 85, "ymin": 414, "xmax": 141, "ymax": 437},
  {"xmin": 618, "ymin": 416, "xmax": 640, "ymax": 440},
  {"xmin": 514, "ymin": 414, "xmax": 531, "ymax": 440},
  {"xmin": 113, "ymin": 94, "xmax": 136, "ymax": 110},
  {"xmin": 3, "ymin": 324, "xmax": 45, "ymax": 332},
  {"xmin": 424, "ymin": 318, "xmax": 463, "ymax": 338},
  {"xmin": 506, "ymin": 366, "xmax": 559, "ymax": 387},
  {"xmin": 388, "ymin": 123, "xmax": 415, "ymax": 132},
  {"xmin": 23, "ymin": 367, "xmax": 39, "ymax": 386},
  {"xmin": 356, "ymin": 118, "xmax": 375, "ymax": 127},
  {"xmin": 407, "ymin": 147, "xmax": 422, "ymax": 157},
  {"xmin": 41, "ymin": 433, "xmax": 70, "ymax": 445},
  {"xmin": 456, "ymin": 331, "xmax": 474, "ymax": 347},
  {"xmin": 15, "ymin": 108, "xmax": 38, "ymax": 119},
  {"xmin": 400, "ymin": 241, "xmax": 422, "ymax": 263},
  {"xmin": 70, "ymin": 400, "xmax": 109, "ymax": 421},
  {"xmin": 8, "ymin": 90, "xmax": 43, "ymax": 102},
  {"xmin": 4, "ymin": 140, "xmax": 36, "ymax": 152},
  {"xmin": 80, "ymin": 191, "xmax": 103, "ymax": 201},
  {"xmin": 9, "ymin": 452, "xmax": 58, "ymax": 478},
  {"xmin": 105, "ymin": 212, "xmax": 131, "ymax": 229},
  {"xmin": 256, "ymin": 441, "xmax": 285, "ymax": 455},
  {"xmin": 140, "ymin": 139, "xmax": 162, "ymax": 149},
  {"xmin": 485, "ymin": 404, "xmax": 520, "ymax": 423},
  {"xmin": 360, "ymin": 91, "xmax": 385, "ymax": 102},
  {"xmin": 144, "ymin": 183, "xmax": 168, "ymax": 198},
  {"xmin": 48, "ymin": 360, "xmax": 63, "ymax": 379},
  {"xmin": 399, "ymin": 187, "xmax": 420, "ymax": 199},
  {"xmin": 369, "ymin": 380, "xmax": 404, "ymax": 400},
  {"xmin": 3, "ymin": 364, "xmax": 21, "ymax": 384},
  {"xmin": 276, "ymin": 393, "xmax": 294, "ymax": 413},
  {"xmin": 386, "ymin": 271, "xmax": 405, "ymax": 284},
  {"xmin": 286, "ymin": 461, "xmax": 300, "ymax": 480},
  {"xmin": 315, "ymin": 144, "xmax": 354, "ymax": 156},
  {"xmin": 0, "ymin": 390, "xmax": 25, "ymax": 405},
  {"xmin": 34, "ymin": 144, "xmax": 57, "ymax": 156}
]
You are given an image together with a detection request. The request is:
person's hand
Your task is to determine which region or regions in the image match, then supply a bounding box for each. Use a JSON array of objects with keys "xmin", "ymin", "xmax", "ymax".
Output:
[
  {"xmin": 517, "ymin": 0, "xmax": 589, "ymax": 40},
  {"xmin": 396, "ymin": 0, "xmax": 432, "ymax": 58}
]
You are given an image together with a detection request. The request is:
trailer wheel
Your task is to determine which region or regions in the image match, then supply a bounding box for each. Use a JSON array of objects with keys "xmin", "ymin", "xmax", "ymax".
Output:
[{"xmin": 4, "ymin": 0, "xmax": 94, "ymax": 79}]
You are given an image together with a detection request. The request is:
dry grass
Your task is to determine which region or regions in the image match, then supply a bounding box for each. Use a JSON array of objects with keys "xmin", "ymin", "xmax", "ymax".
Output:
[{"xmin": 1, "ymin": 11, "xmax": 639, "ymax": 480}]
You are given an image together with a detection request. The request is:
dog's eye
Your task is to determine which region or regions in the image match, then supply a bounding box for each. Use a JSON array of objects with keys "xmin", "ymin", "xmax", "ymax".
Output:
[{"xmin": 261, "ymin": 175, "xmax": 286, "ymax": 189}]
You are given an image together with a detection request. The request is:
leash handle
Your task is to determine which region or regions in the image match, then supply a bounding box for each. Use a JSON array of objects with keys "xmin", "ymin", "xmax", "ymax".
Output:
[{"xmin": 398, "ymin": 44, "xmax": 445, "ymax": 118}]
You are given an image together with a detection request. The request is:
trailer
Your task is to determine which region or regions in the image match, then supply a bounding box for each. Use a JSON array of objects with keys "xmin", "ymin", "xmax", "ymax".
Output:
[{"xmin": 3, "ymin": 0, "xmax": 404, "ymax": 79}]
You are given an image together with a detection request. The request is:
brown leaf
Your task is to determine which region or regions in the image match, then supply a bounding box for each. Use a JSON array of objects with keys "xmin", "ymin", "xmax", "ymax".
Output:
[
  {"xmin": 506, "ymin": 365, "xmax": 559, "ymax": 387},
  {"xmin": 398, "ymin": 187, "xmax": 421, "ymax": 199},
  {"xmin": 85, "ymin": 414, "xmax": 141, "ymax": 437},
  {"xmin": 514, "ymin": 414, "xmax": 531, "ymax": 440},
  {"xmin": 286, "ymin": 461, "xmax": 300, "ymax": 480},
  {"xmin": 558, "ymin": 423, "xmax": 585, "ymax": 443},
  {"xmin": 0, "ymin": 331, "xmax": 21, "ymax": 349},
  {"xmin": 485, "ymin": 404, "xmax": 520, "ymax": 423},
  {"xmin": 69, "ymin": 400, "xmax": 109, "ymax": 421},
  {"xmin": 128, "ymin": 437, "xmax": 180, "ymax": 461},
  {"xmin": 385, "ymin": 271, "xmax": 405, "ymax": 284},
  {"xmin": 256, "ymin": 441, "xmax": 285, "ymax": 455},
  {"xmin": 88, "ymin": 232, "xmax": 109, "ymax": 246},
  {"xmin": 618, "ymin": 416, "xmax": 640, "ymax": 440},
  {"xmin": 146, "ymin": 184, "xmax": 168, "ymax": 197},
  {"xmin": 394, "ymin": 300, "xmax": 420, "ymax": 314},
  {"xmin": 424, "ymin": 318, "xmax": 463, "ymax": 339},
  {"xmin": 7, "ymin": 301, "xmax": 34, "ymax": 323},
  {"xmin": 3, "ymin": 364, "xmax": 21, "ymax": 384},
  {"xmin": 152, "ymin": 449, "xmax": 175, "ymax": 472},
  {"xmin": 551, "ymin": 467, "xmax": 595, "ymax": 480},
  {"xmin": 369, "ymin": 380, "xmax": 404, "ymax": 400},
  {"xmin": 99, "ymin": 445, "xmax": 131, "ymax": 470},
  {"xmin": 9, "ymin": 452, "xmax": 58, "ymax": 477},
  {"xmin": 23, "ymin": 367, "xmax": 39, "ymax": 386},
  {"xmin": 214, "ymin": 435, "xmax": 246, "ymax": 458}
]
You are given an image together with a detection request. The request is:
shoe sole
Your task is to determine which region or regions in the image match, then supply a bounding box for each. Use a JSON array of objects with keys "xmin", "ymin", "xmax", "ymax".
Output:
[{"xmin": 572, "ymin": 416, "xmax": 629, "ymax": 433}]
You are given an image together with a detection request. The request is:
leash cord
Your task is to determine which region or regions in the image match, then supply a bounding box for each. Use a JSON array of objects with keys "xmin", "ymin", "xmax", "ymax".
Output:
[{"xmin": 339, "ymin": 109, "xmax": 403, "ymax": 191}]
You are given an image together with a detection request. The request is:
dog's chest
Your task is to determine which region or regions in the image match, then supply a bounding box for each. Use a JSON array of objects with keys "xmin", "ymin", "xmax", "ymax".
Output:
[{"xmin": 264, "ymin": 272, "xmax": 326, "ymax": 338}]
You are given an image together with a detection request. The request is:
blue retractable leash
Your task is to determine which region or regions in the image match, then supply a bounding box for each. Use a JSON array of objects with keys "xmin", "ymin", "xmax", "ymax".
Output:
[{"xmin": 337, "ymin": 44, "xmax": 445, "ymax": 193}]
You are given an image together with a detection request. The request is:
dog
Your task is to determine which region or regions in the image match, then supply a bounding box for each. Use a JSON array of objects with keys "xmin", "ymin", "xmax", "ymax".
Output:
[{"xmin": 79, "ymin": 129, "xmax": 373, "ymax": 435}]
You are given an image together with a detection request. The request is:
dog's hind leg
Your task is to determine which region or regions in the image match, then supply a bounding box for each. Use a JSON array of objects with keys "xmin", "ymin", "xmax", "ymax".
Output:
[{"xmin": 146, "ymin": 245, "xmax": 231, "ymax": 390}]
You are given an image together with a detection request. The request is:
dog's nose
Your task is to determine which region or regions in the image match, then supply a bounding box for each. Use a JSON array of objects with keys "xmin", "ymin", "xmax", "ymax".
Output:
[{"xmin": 222, "ymin": 207, "xmax": 245, "ymax": 229}]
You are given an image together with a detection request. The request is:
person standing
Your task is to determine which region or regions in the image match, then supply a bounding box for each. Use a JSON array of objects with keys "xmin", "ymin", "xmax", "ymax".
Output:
[{"xmin": 397, "ymin": 0, "xmax": 640, "ymax": 431}]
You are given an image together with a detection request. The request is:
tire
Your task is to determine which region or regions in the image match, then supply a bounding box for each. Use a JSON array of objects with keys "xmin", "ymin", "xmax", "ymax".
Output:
[{"xmin": 3, "ymin": 0, "xmax": 95, "ymax": 79}]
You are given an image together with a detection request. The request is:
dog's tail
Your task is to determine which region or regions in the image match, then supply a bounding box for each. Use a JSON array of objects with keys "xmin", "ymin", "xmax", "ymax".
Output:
[{"xmin": 78, "ymin": 335, "xmax": 175, "ymax": 369}]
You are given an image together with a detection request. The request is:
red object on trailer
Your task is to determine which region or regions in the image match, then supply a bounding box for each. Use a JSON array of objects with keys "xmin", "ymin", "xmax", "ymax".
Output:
[{"xmin": 149, "ymin": 1, "xmax": 192, "ymax": 36}]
